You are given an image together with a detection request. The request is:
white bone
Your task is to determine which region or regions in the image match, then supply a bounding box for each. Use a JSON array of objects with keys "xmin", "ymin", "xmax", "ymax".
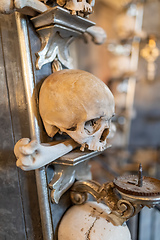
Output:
[
  {"xmin": 15, "ymin": 0, "xmax": 50, "ymax": 16},
  {"xmin": 14, "ymin": 138, "xmax": 79, "ymax": 171},
  {"xmin": 58, "ymin": 201, "xmax": 132, "ymax": 240}
]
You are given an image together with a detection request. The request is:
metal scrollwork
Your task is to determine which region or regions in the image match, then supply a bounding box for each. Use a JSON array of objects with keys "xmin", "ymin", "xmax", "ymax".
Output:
[
  {"xmin": 47, "ymin": 149, "xmax": 104, "ymax": 204},
  {"xmin": 70, "ymin": 191, "xmax": 88, "ymax": 205},
  {"xmin": 70, "ymin": 172, "xmax": 160, "ymax": 226},
  {"xmin": 117, "ymin": 199, "xmax": 135, "ymax": 219}
]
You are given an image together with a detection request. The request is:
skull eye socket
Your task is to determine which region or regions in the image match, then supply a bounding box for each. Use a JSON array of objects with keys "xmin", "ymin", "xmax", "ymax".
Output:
[
  {"xmin": 66, "ymin": 126, "xmax": 77, "ymax": 131},
  {"xmin": 84, "ymin": 118, "xmax": 101, "ymax": 135}
]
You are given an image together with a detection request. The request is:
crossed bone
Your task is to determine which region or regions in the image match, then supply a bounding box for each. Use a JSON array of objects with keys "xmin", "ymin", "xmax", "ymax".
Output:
[
  {"xmin": 14, "ymin": 138, "xmax": 79, "ymax": 171},
  {"xmin": 0, "ymin": 0, "xmax": 50, "ymax": 15},
  {"xmin": 14, "ymin": 122, "xmax": 115, "ymax": 171}
]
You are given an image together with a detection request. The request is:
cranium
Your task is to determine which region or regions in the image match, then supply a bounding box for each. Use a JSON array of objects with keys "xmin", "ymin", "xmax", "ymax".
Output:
[
  {"xmin": 57, "ymin": 0, "xmax": 95, "ymax": 14},
  {"xmin": 39, "ymin": 69, "xmax": 115, "ymax": 151}
]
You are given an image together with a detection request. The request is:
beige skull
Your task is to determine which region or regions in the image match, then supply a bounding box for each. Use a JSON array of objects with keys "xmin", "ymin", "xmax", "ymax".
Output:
[
  {"xmin": 39, "ymin": 69, "xmax": 115, "ymax": 151},
  {"xmin": 57, "ymin": 0, "xmax": 95, "ymax": 14}
]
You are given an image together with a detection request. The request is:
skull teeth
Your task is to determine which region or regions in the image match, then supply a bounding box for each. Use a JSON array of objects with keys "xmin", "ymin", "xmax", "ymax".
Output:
[{"xmin": 80, "ymin": 143, "xmax": 86, "ymax": 151}]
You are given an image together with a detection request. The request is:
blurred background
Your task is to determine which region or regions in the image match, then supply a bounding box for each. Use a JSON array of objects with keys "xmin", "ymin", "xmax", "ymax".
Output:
[{"xmin": 73, "ymin": 0, "xmax": 160, "ymax": 239}]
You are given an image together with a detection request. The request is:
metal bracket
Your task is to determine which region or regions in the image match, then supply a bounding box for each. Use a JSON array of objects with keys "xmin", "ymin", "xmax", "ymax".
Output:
[
  {"xmin": 70, "ymin": 173, "xmax": 160, "ymax": 226},
  {"xmin": 31, "ymin": 6, "xmax": 95, "ymax": 69},
  {"xmin": 48, "ymin": 147, "xmax": 109, "ymax": 203}
]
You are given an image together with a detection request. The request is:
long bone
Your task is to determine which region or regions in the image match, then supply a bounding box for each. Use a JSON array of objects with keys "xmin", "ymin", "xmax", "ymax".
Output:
[
  {"xmin": 15, "ymin": 0, "xmax": 50, "ymax": 16},
  {"xmin": 14, "ymin": 138, "xmax": 79, "ymax": 171}
]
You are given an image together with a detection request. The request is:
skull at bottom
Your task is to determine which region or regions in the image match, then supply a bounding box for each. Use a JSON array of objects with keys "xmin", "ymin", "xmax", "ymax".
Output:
[
  {"xmin": 58, "ymin": 201, "xmax": 132, "ymax": 240},
  {"xmin": 39, "ymin": 69, "xmax": 115, "ymax": 151}
]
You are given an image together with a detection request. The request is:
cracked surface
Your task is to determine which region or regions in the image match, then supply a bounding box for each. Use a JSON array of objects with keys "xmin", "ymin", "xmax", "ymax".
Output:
[
  {"xmin": 58, "ymin": 201, "xmax": 132, "ymax": 240},
  {"xmin": 85, "ymin": 217, "xmax": 97, "ymax": 240}
]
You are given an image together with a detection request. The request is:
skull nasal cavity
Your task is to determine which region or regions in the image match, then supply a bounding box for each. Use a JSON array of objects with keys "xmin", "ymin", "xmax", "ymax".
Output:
[{"xmin": 100, "ymin": 128, "xmax": 109, "ymax": 142}]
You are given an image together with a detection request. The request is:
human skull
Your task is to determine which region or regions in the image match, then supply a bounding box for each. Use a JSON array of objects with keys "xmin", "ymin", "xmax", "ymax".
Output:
[
  {"xmin": 39, "ymin": 69, "xmax": 115, "ymax": 151},
  {"xmin": 58, "ymin": 0, "xmax": 95, "ymax": 14},
  {"xmin": 58, "ymin": 201, "xmax": 132, "ymax": 240}
]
